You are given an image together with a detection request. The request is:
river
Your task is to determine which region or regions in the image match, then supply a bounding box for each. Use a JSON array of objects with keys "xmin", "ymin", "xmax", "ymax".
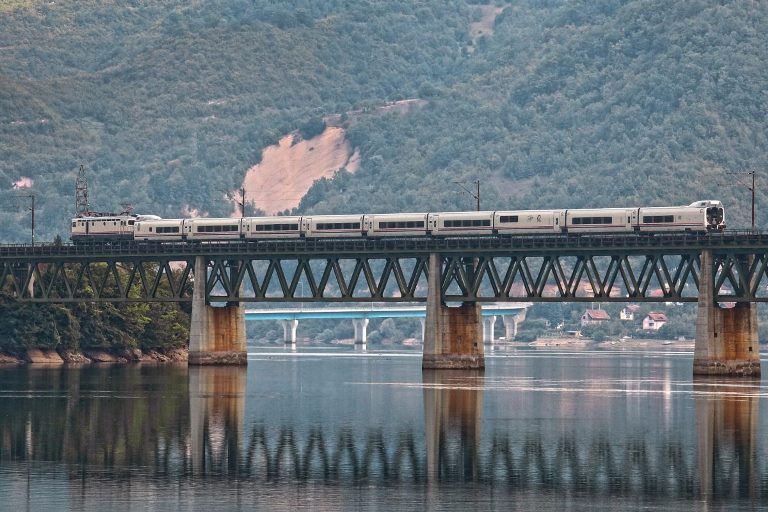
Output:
[{"xmin": 0, "ymin": 347, "xmax": 765, "ymax": 511}]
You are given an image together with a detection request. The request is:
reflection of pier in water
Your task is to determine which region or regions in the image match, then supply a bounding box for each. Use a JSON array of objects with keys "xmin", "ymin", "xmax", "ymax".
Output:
[{"xmin": 695, "ymin": 378, "xmax": 759, "ymax": 501}]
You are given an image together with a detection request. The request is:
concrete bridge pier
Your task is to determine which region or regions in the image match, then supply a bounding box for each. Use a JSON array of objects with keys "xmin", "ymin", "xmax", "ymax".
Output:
[
  {"xmin": 502, "ymin": 311, "xmax": 524, "ymax": 341},
  {"xmin": 280, "ymin": 319, "xmax": 299, "ymax": 345},
  {"xmin": 189, "ymin": 256, "xmax": 247, "ymax": 365},
  {"xmin": 352, "ymin": 318, "xmax": 369, "ymax": 345},
  {"xmin": 422, "ymin": 254, "xmax": 484, "ymax": 370},
  {"xmin": 482, "ymin": 315, "xmax": 497, "ymax": 344},
  {"xmin": 694, "ymin": 250, "xmax": 760, "ymax": 376}
]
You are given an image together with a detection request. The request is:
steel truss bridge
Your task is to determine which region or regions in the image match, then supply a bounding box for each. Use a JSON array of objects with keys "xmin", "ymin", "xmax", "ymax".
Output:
[{"xmin": 2, "ymin": 232, "xmax": 768, "ymax": 303}]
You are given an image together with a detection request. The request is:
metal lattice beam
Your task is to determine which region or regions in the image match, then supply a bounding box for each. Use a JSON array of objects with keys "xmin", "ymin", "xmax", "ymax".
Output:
[{"xmin": 3, "ymin": 234, "xmax": 768, "ymax": 302}]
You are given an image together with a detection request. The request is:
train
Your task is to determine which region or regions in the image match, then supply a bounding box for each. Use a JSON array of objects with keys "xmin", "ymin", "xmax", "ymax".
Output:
[{"xmin": 70, "ymin": 200, "xmax": 726, "ymax": 243}]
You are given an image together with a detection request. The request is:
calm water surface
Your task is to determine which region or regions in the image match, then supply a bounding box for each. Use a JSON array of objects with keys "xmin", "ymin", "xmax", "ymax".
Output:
[{"xmin": 0, "ymin": 346, "xmax": 766, "ymax": 511}]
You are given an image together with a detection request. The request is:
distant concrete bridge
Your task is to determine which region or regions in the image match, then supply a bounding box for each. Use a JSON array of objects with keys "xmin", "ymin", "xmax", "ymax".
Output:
[{"xmin": 244, "ymin": 303, "xmax": 531, "ymax": 344}]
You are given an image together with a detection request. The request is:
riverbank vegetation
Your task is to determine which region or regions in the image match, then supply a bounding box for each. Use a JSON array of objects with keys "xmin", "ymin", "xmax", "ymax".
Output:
[{"xmin": 0, "ymin": 263, "xmax": 190, "ymax": 359}]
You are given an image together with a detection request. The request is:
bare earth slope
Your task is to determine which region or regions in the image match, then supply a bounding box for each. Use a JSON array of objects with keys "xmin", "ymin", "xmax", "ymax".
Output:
[{"xmin": 242, "ymin": 127, "xmax": 359, "ymax": 215}]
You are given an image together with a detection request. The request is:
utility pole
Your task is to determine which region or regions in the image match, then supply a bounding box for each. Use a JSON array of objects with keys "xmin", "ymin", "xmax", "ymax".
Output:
[
  {"xmin": 75, "ymin": 164, "xmax": 90, "ymax": 216},
  {"xmin": 240, "ymin": 187, "xmax": 246, "ymax": 218},
  {"xmin": 454, "ymin": 180, "xmax": 481, "ymax": 211},
  {"xmin": 14, "ymin": 194, "xmax": 34, "ymax": 246},
  {"xmin": 726, "ymin": 170, "xmax": 756, "ymax": 231}
]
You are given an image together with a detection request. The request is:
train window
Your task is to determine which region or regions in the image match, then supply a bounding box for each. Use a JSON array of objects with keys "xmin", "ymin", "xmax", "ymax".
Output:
[
  {"xmin": 317, "ymin": 222, "xmax": 361, "ymax": 230},
  {"xmin": 128, "ymin": 220, "xmax": 135, "ymax": 225},
  {"xmin": 379, "ymin": 221, "xmax": 424, "ymax": 229},
  {"xmin": 255, "ymin": 224, "xmax": 299, "ymax": 231},
  {"xmin": 197, "ymin": 224, "xmax": 238, "ymax": 233},
  {"xmin": 642, "ymin": 215, "xmax": 674, "ymax": 223},
  {"xmin": 444, "ymin": 219, "xmax": 490, "ymax": 228},
  {"xmin": 72, "ymin": 222, "xmax": 76, "ymax": 227},
  {"xmin": 499, "ymin": 215, "xmax": 519, "ymax": 223},
  {"xmin": 572, "ymin": 217, "xmax": 612, "ymax": 225}
]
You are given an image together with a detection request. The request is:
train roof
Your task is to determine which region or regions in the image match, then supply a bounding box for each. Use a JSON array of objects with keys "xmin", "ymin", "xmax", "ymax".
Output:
[{"xmin": 688, "ymin": 200, "xmax": 723, "ymax": 208}]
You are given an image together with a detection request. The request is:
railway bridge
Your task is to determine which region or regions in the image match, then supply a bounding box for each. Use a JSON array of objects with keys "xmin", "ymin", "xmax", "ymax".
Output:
[{"xmin": 2, "ymin": 232, "xmax": 768, "ymax": 374}]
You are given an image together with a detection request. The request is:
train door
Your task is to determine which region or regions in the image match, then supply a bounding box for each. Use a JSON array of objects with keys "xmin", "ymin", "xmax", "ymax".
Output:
[
  {"xmin": 556, "ymin": 211, "xmax": 566, "ymax": 233},
  {"xmin": 427, "ymin": 214, "xmax": 438, "ymax": 235}
]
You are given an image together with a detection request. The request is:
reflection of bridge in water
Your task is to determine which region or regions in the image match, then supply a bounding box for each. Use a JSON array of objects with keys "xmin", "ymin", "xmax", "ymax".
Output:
[
  {"xmin": 188, "ymin": 368, "xmax": 763, "ymax": 501},
  {"xmin": 0, "ymin": 366, "xmax": 763, "ymax": 504}
]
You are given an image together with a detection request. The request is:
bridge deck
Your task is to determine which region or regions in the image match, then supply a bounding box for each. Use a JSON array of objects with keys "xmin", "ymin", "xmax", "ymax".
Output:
[{"xmin": 2, "ymin": 231, "xmax": 768, "ymax": 259}]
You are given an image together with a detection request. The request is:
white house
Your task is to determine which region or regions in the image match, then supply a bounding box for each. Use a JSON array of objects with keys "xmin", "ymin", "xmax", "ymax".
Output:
[
  {"xmin": 581, "ymin": 309, "xmax": 610, "ymax": 327},
  {"xmin": 620, "ymin": 304, "xmax": 640, "ymax": 321},
  {"xmin": 642, "ymin": 312, "xmax": 668, "ymax": 331}
]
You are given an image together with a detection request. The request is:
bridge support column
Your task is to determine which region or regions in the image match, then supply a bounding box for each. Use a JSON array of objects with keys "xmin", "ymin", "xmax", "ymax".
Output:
[
  {"xmin": 503, "ymin": 314, "xmax": 522, "ymax": 341},
  {"xmin": 482, "ymin": 315, "xmax": 496, "ymax": 344},
  {"xmin": 352, "ymin": 318, "xmax": 369, "ymax": 345},
  {"xmin": 422, "ymin": 254, "xmax": 484, "ymax": 370},
  {"xmin": 280, "ymin": 319, "xmax": 299, "ymax": 345},
  {"xmin": 189, "ymin": 257, "xmax": 247, "ymax": 365},
  {"xmin": 694, "ymin": 250, "xmax": 760, "ymax": 376}
]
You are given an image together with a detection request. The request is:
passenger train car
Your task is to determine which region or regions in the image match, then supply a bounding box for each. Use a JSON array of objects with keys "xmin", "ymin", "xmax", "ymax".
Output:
[{"xmin": 70, "ymin": 201, "xmax": 726, "ymax": 243}]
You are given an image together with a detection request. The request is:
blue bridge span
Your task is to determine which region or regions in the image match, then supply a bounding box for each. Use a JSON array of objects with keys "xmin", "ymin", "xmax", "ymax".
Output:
[{"xmin": 245, "ymin": 303, "xmax": 531, "ymax": 344}]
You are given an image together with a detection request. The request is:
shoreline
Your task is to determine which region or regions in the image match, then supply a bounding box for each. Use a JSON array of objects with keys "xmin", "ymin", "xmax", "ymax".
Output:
[
  {"xmin": 0, "ymin": 337, "xmax": 755, "ymax": 365},
  {"xmin": 0, "ymin": 348, "xmax": 188, "ymax": 366},
  {"xmin": 521, "ymin": 337, "xmax": 696, "ymax": 351}
]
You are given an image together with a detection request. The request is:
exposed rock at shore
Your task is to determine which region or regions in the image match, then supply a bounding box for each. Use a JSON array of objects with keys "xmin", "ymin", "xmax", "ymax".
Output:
[
  {"xmin": 0, "ymin": 348, "xmax": 189, "ymax": 365},
  {"xmin": 25, "ymin": 349, "xmax": 64, "ymax": 364},
  {"xmin": 0, "ymin": 353, "xmax": 22, "ymax": 365},
  {"xmin": 84, "ymin": 350, "xmax": 127, "ymax": 363},
  {"xmin": 140, "ymin": 348, "xmax": 188, "ymax": 363},
  {"xmin": 60, "ymin": 350, "xmax": 91, "ymax": 364}
]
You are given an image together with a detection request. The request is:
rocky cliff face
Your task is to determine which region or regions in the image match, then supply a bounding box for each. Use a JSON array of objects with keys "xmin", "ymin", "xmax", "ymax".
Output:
[{"xmin": 241, "ymin": 127, "xmax": 359, "ymax": 215}]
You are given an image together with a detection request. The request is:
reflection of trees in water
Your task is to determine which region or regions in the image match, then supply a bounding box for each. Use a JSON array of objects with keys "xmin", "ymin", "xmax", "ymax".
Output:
[{"xmin": 0, "ymin": 366, "xmax": 190, "ymax": 471}]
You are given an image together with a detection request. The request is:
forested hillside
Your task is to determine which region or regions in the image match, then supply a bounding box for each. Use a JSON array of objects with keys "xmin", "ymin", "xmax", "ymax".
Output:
[{"xmin": 1, "ymin": 0, "xmax": 767, "ymax": 242}]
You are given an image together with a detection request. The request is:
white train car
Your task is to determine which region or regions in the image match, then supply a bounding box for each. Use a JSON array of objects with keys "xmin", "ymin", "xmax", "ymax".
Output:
[
  {"xmin": 429, "ymin": 211, "xmax": 496, "ymax": 236},
  {"xmin": 494, "ymin": 210, "xmax": 563, "ymax": 234},
  {"xmin": 304, "ymin": 215, "xmax": 365, "ymax": 238},
  {"xmin": 185, "ymin": 218, "xmax": 242, "ymax": 240},
  {"xmin": 71, "ymin": 215, "xmax": 136, "ymax": 241},
  {"xmin": 134, "ymin": 219, "xmax": 186, "ymax": 241},
  {"xmin": 688, "ymin": 200, "xmax": 725, "ymax": 231},
  {"xmin": 366, "ymin": 213, "xmax": 429, "ymax": 237},
  {"xmin": 243, "ymin": 216, "xmax": 303, "ymax": 239},
  {"xmin": 563, "ymin": 208, "xmax": 636, "ymax": 233},
  {"xmin": 637, "ymin": 201, "xmax": 725, "ymax": 233}
]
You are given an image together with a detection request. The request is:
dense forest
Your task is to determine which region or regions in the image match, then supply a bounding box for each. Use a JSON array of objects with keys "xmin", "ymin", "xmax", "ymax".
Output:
[
  {"xmin": 0, "ymin": 262, "xmax": 190, "ymax": 356},
  {"xmin": 1, "ymin": 0, "xmax": 767, "ymax": 243}
]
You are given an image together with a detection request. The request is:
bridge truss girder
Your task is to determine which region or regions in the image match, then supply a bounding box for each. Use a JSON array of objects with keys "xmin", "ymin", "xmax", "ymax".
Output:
[{"xmin": 1, "ymin": 250, "xmax": 765, "ymax": 303}]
